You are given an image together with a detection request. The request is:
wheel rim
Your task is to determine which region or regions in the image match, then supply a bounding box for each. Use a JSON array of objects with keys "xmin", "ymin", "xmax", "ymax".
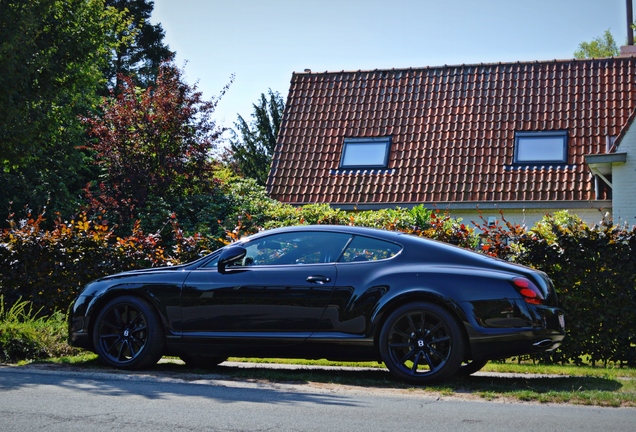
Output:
[
  {"xmin": 97, "ymin": 303, "xmax": 149, "ymax": 365},
  {"xmin": 386, "ymin": 310, "xmax": 453, "ymax": 377}
]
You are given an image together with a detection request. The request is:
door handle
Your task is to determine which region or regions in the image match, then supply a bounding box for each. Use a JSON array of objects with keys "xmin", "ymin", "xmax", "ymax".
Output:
[{"xmin": 306, "ymin": 275, "xmax": 332, "ymax": 284}]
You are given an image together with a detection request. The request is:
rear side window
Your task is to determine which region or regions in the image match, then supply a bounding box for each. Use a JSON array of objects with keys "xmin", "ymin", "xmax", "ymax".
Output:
[{"xmin": 338, "ymin": 235, "xmax": 402, "ymax": 262}]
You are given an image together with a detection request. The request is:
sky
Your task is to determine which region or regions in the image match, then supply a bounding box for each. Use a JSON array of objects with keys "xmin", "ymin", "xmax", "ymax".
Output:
[{"xmin": 151, "ymin": 0, "xmax": 627, "ymax": 129}]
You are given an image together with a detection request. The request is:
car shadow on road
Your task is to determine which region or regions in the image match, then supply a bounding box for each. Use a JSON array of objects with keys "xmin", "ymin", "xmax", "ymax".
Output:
[
  {"xmin": 150, "ymin": 360, "xmax": 624, "ymax": 395},
  {"xmin": 1, "ymin": 359, "xmax": 625, "ymax": 403},
  {"xmin": 0, "ymin": 363, "xmax": 366, "ymax": 407}
]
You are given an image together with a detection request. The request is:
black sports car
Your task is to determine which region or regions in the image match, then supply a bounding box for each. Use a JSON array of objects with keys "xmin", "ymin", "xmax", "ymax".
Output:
[{"xmin": 69, "ymin": 225, "xmax": 565, "ymax": 384}]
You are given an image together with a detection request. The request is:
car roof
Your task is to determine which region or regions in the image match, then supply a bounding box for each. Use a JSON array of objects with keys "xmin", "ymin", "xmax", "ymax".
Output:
[
  {"xmin": 240, "ymin": 225, "xmax": 506, "ymax": 268},
  {"xmin": 242, "ymin": 224, "xmax": 407, "ymax": 243}
]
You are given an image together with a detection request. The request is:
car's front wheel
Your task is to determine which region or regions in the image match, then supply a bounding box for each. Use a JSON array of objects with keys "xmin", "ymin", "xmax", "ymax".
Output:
[
  {"xmin": 379, "ymin": 302, "xmax": 465, "ymax": 384},
  {"xmin": 93, "ymin": 296, "xmax": 164, "ymax": 369}
]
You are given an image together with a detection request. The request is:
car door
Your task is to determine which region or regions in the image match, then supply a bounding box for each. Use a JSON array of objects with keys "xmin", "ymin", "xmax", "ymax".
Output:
[
  {"xmin": 316, "ymin": 234, "xmax": 403, "ymax": 335},
  {"xmin": 180, "ymin": 231, "xmax": 351, "ymax": 345}
]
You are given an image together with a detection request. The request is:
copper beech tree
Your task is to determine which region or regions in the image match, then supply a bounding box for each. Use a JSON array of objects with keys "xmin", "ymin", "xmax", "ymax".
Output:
[{"xmin": 81, "ymin": 62, "xmax": 230, "ymax": 228}]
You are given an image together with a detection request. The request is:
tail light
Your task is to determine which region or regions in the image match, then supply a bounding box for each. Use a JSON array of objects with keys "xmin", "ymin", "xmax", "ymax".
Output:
[{"xmin": 512, "ymin": 277, "xmax": 545, "ymax": 305}]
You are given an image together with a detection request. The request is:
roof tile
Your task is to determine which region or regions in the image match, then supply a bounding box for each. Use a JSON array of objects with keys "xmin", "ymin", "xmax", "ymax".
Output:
[{"xmin": 269, "ymin": 58, "xmax": 636, "ymax": 205}]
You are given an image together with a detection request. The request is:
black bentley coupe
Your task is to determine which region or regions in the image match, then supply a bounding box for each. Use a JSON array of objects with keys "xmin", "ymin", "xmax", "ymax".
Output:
[{"xmin": 69, "ymin": 225, "xmax": 565, "ymax": 384}]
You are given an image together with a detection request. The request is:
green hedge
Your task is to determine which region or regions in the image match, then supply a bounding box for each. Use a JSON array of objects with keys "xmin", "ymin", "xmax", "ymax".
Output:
[
  {"xmin": 0, "ymin": 211, "xmax": 219, "ymax": 315},
  {"xmin": 518, "ymin": 214, "xmax": 636, "ymax": 366},
  {"xmin": 2, "ymin": 196, "xmax": 635, "ymax": 366}
]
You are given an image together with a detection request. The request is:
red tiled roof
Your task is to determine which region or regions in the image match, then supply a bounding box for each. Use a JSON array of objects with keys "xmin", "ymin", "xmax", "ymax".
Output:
[{"xmin": 267, "ymin": 58, "xmax": 636, "ymax": 205}]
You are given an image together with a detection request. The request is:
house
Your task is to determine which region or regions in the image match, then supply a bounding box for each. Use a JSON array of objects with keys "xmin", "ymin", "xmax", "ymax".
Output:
[{"xmin": 267, "ymin": 56, "xmax": 636, "ymax": 227}]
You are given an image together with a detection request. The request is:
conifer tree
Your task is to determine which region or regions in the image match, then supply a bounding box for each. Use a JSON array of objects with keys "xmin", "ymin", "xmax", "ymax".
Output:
[
  {"xmin": 105, "ymin": 0, "xmax": 174, "ymax": 90},
  {"xmin": 228, "ymin": 90, "xmax": 285, "ymax": 185}
]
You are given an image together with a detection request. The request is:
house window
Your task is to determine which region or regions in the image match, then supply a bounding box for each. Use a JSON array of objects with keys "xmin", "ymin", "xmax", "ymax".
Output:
[
  {"xmin": 514, "ymin": 131, "xmax": 568, "ymax": 164},
  {"xmin": 340, "ymin": 137, "xmax": 391, "ymax": 169}
]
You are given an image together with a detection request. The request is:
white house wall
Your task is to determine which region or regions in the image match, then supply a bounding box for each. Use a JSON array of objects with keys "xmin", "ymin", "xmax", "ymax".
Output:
[
  {"xmin": 449, "ymin": 208, "xmax": 611, "ymax": 231},
  {"xmin": 613, "ymin": 125, "xmax": 636, "ymax": 225}
]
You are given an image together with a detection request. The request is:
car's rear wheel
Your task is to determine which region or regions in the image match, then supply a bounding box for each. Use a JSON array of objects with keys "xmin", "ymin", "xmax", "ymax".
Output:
[
  {"xmin": 456, "ymin": 359, "xmax": 489, "ymax": 376},
  {"xmin": 180, "ymin": 354, "xmax": 228, "ymax": 369},
  {"xmin": 93, "ymin": 296, "xmax": 164, "ymax": 369},
  {"xmin": 379, "ymin": 302, "xmax": 465, "ymax": 384}
]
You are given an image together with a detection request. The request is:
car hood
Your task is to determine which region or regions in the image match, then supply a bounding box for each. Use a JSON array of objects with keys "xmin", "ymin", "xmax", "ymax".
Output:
[{"xmin": 98, "ymin": 263, "xmax": 190, "ymax": 279}]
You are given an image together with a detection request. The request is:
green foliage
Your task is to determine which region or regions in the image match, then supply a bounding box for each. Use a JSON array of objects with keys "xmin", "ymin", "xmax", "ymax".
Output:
[
  {"xmin": 418, "ymin": 211, "xmax": 478, "ymax": 249},
  {"xmin": 521, "ymin": 215, "xmax": 636, "ymax": 366},
  {"xmin": 0, "ymin": 0, "xmax": 175, "ymax": 225},
  {"xmin": 0, "ymin": 0, "xmax": 127, "ymax": 220},
  {"xmin": 0, "ymin": 297, "xmax": 76, "ymax": 363},
  {"xmin": 227, "ymin": 89, "xmax": 285, "ymax": 185},
  {"xmin": 215, "ymin": 177, "xmax": 280, "ymax": 240},
  {"xmin": 223, "ymin": 183, "xmax": 476, "ymax": 249},
  {"xmin": 350, "ymin": 207, "xmax": 413, "ymax": 230},
  {"xmin": 211, "ymin": 182, "xmax": 476, "ymax": 249},
  {"xmin": 574, "ymin": 29, "xmax": 619, "ymax": 59},
  {"xmin": 264, "ymin": 203, "xmax": 349, "ymax": 228},
  {"xmin": 104, "ymin": 0, "xmax": 174, "ymax": 90},
  {"xmin": 409, "ymin": 205, "xmax": 435, "ymax": 230}
]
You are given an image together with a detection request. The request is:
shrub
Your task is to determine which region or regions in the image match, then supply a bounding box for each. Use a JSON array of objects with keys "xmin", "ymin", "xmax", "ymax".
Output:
[
  {"xmin": 265, "ymin": 203, "xmax": 348, "ymax": 228},
  {"xmin": 0, "ymin": 297, "xmax": 77, "ymax": 363},
  {"xmin": 518, "ymin": 214, "xmax": 636, "ymax": 366},
  {"xmin": 219, "ymin": 177, "xmax": 280, "ymax": 235},
  {"xmin": 0, "ymin": 209, "xmax": 215, "ymax": 315}
]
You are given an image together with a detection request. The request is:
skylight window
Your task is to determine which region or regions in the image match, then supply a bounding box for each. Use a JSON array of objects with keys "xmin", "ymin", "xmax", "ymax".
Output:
[
  {"xmin": 340, "ymin": 137, "xmax": 391, "ymax": 168},
  {"xmin": 514, "ymin": 131, "xmax": 568, "ymax": 164}
]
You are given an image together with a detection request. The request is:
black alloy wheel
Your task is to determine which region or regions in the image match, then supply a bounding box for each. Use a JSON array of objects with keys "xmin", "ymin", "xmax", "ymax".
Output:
[
  {"xmin": 93, "ymin": 296, "xmax": 164, "ymax": 369},
  {"xmin": 379, "ymin": 302, "xmax": 465, "ymax": 384}
]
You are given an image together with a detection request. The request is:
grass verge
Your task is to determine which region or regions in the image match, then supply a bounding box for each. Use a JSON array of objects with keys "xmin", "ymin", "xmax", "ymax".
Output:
[{"xmin": 36, "ymin": 354, "xmax": 636, "ymax": 407}]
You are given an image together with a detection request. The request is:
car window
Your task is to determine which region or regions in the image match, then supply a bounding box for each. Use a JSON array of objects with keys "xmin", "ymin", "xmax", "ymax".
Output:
[
  {"xmin": 338, "ymin": 235, "xmax": 402, "ymax": 262},
  {"xmin": 241, "ymin": 232, "xmax": 352, "ymax": 266},
  {"xmin": 202, "ymin": 255, "xmax": 219, "ymax": 268}
]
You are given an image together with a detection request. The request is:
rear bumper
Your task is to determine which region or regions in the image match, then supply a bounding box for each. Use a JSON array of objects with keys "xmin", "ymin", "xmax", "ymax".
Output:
[
  {"xmin": 469, "ymin": 330, "xmax": 565, "ymax": 360},
  {"xmin": 461, "ymin": 301, "xmax": 566, "ymax": 360}
]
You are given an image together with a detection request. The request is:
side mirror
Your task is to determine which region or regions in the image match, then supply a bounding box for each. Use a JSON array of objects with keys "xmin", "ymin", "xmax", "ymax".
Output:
[{"xmin": 218, "ymin": 246, "xmax": 247, "ymax": 274}]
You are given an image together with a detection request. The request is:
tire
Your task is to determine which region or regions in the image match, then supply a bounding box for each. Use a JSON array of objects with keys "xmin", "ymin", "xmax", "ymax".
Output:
[
  {"xmin": 456, "ymin": 359, "xmax": 489, "ymax": 377},
  {"xmin": 379, "ymin": 302, "xmax": 465, "ymax": 385},
  {"xmin": 180, "ymin": 354, "xmax": 228, "ymax": 369},
  {"xmin": 93, "ymin": 295, "xmax": 164, "ymax": 369}
]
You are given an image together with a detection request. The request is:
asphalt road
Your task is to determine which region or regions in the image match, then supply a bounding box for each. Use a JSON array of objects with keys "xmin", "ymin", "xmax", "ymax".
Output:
[{"xmin": 0, "ymin": 365, "xmax": 634, "ymax": 432}]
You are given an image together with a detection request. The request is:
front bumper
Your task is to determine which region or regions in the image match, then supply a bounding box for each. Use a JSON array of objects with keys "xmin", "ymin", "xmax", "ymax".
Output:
[{"xmin": 67, "ymin": 294, "xmax": 94, "ymax": 351}]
